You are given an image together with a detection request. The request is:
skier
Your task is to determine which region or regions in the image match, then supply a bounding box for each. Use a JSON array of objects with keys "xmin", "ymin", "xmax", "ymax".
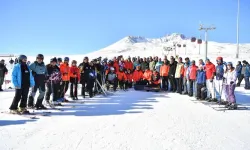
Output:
[
  {"xmin": 169, "ymin": 58, "xmax": 177, "ymax": 92},
  {"xmin": 205, "ymin": 59, "xmax": 216, "ymax": 102},
  {"xmin": 117, "ymin": 67, "xmax": 128, "ymax": 90},
  {"xmin": 9, "ymin": 55, "xmax": 35, "ymax": 114},
  {"xmin": 0, "ymin": 59, "xmax": 8, "ymax": 91},
  {"xmin": 28, "ymin": 54, "xmax": 48, "ymax": 109},
  {"xmin": 59, "ymin": 57, "xmax": 70, "ymax": 102},
  {"xmin": 87, "ymin": 62, "xmax": 96, "ymax": 97},
  {"xmin": 78, "ymin": 57, "xmax": 91, "ymax": 98},
  {"xmin": 160, "ymin": 59, "xmax": 170, "ymax": 91},
  {"xmin": 175, "ymin": 57, "xmax": 184, "ymax": 94},
  {"xmin": 187, "ymin": 60, "xmax": 198, "ymax": 97},
  {"xmin": 132, "ymin": 65, "xmax": 144, "ymax": 85},
  {"xmin": 196, "ymin": 65, "xmax": 206, "ymax": 100},
  {"xmin": 142, "ymin": 66, "xmax": 152, "ymax": 85},
  {"xmin": 214, "ymin": 57, "xmax": 226, "ymax": 103},
  {"xmin": 94, "ymin": 59, "xmax": 103, "ymax": 94},
  {"xmin": 244, "ymin": 61, "xmax": 250, "ymax": 89},
  {"xmin": 235, "ymin": 61, "xmax": 242, "ymax": 87},
  {"xmin": 183, "ymin": 57, "xmax": 190, "ymax": 95},
  {"xmin": 126, "ymin": 69, "xmax": 133, "ymax": 88},
  {"xmin": 236, "ymin": 60, "xmax": 246, "ymax": 87},
  {"xmin": 45, "ymin": 57, "xmax": 62, "ymax": 105},
  {"xmin": 105, "ymin": 67, "xmax": 118, "ymax": 91},
  {"xmin": 223, "ymin": 62, "xmax": 237, "ymax": 109},
  {"xmin": 69, "ymin": 60, "xmax": 80, "ymax": 100}
]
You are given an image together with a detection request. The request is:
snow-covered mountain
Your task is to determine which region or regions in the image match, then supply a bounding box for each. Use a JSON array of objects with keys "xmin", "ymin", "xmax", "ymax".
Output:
[{"xmin": 86, "ymin": 33, "xmax": 250, "ymax": 62}]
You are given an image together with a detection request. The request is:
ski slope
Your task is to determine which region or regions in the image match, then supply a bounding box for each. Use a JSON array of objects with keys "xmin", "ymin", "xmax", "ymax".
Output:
[{"xmin": 1, "ymin": 87, "xmax": 250, "ymax": 150}]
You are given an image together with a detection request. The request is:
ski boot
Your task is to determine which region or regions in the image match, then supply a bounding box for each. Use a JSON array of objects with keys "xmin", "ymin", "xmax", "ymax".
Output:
[
  {"xmin": 18, "ymin": 107, "xmax": 30, "ymax": 114},
  {"xmin": 228, "ymin": 103, "xmax": 237, "ymax": 110},
  {"xmin": 28, "ymin": 96, "xmax": 34, "ymax": 108},
  {"xmin": 35, "ymin": 104, "xmax": 47, "ymax": 110},
  {"xmin": 10, "ymin": 109, "xmax": 20, "ymax": 114},
  {"xmin": 209, "ymin": 98, "xmax": 218, "ymax": 102}
]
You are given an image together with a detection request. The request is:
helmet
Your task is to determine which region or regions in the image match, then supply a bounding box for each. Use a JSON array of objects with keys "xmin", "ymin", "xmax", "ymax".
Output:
[
  {"xmin": 64, "ymin": 57, "xmax": 69, "ymax": 61},
  {"xmin": 72, "ymin": 60, "xmax": 77, "ymax": 64},
  {"xmin": 110, "ymin": 67, "xmax": 115, "ymax": 71},
  {"xmin": 50, "ymin": 57, "xmax": 57, "ymax": 63},
  {"xmin": 57, "ymin": 57, "xmax": 62, "ymax": 62},
  {"xmin": 18, "ymin": 55, "xmax": 27, "ymax": 63},
  {"xmin": 36, "ymin": 54, "xmax": 44, "ymax": 60}
]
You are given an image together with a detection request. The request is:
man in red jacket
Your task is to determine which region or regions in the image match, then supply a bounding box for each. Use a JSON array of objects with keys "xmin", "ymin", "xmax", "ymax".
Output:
[{"xmin": 205, "ymin": 59, "xmax": 216, "ymax": 101}]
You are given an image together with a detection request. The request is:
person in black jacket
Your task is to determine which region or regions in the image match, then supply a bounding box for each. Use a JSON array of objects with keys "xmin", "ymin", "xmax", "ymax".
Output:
[
  {"xmin": 45, "ymin": 57, "xmax": 62, "ymax": 105},
  {"xmin": 78, "ymin": 57, "xmax": 91, "ymax": 98},
  {"xmin": 93, "ymin": 59, "xmax": 103, "ymax": 94},
  {"xmin": 169, "ymin": 58, "xmax": 177, "ymax": 92},
  {"xmin": 0, "ymin": 59, "xmax": 8, "ymax": 91}
]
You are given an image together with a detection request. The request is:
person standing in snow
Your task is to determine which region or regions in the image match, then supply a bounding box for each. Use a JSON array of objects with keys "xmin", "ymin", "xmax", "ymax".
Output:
[
  {"xmin": 59, "ymin": 57, "xmax": 70, "ymax": 102},
  {"xmin": 140, "ymin": 57, "xmax": 149, "ymax": 72},
  {"xmin": 187, "ymin": 60, "xmax": 198, "ymax": 97},
  {"xmin": 9, "ymin": 55, "xmax": 35, "ymax": 114},
  {"xmin": 223, "ymin": 62, "xmax": 238, "ymax": 109},
  {"xmin": 132, "ymin": 65, "xmax": 144, "ymax": 85},
  {"xmin": 168, "ymin": 58, "xmax": 177, "ymax": 92},
  {"xmin": 235, "ymin": 61, "xmax": 242, "ymax": 87},
  {"xmin": 105, "ymin": 67, "xmax": 118, "ymax": 91},
  {"xmin": 196, "ymin": 65, "xmax": 206, "ymax": 100},
  {"xmin": 45, "ymin": 57, "xmax": 62, "ymax": 105},
  {"xmin": 0, "ymin": 59, "xmax": 8, "ymax": 91},
  {"xmin": 155, "ymin": 58, "xmax": 163, "ymax": 73},
  {"xmin": 244, "ymin": 61, "xmax": 250, "ymax": 89},
  {"xmin": 205, "ymin": 59, "xmax": 216, "ymax": 102},
  {"xmin": 149, "ymin": 58, "xmax": 156, "ymax": 71},
  {"xmin": 125, "ymin": 69, "xmax": 133, "ymax": 88},
  {"xmin": 214, "ymin": 57, "xmax": 226, "ymax": 103},
  {"xmin": 28, "ymin": 54, "xmax": 48, "ymax": 109},
  {"xmin": 87, "ymin": 62, "xmax": 96, "ymax": 97},
  {"xmin": 143, "ymin": 66, "xmax": 152, "ymax": 85},
  {"xmin": 182, "ymin": 57, "xmax": 190, "ymax": 95},
  {"xmin": 78, "ymin": 57, "xmax": 91, "ymax": 98},
  {"xmin": 175, "ymin": 57, "xmax": 184, "ymax": 94},
  {"xmin": 236, "ymin": 60, "xmax": 246, "ymax": 87},
  {"xmin": 117, "ymin": 67, "xmax": 128, "ymax": 90},
  {"xmin": 160, "ymin": 59, "xmax": 170, "ymax": 91},
  {"xmin": 69, "ymin": 60, "xmax": 80, "ymax": 100}
]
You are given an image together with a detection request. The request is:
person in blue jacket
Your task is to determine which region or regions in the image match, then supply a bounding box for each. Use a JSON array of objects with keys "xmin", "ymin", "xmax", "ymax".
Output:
[
  {"xmin": 236, "ymin": 61, "xmax": 242, "ymax": 86},
  {"xmin": 244, "ymin": 61, "xmax": 250, "ymax": 89},
  {"xmin": 196, "ymin": 65, "xmax": 206, "ymax": 100},
  {"xmin": 9, "ymin": 55, "xmax": 35, "ymax": 114}
]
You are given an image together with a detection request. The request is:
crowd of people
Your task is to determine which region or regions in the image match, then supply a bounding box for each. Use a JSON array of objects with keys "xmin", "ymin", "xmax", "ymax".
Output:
[{"xmin": 0, "ymin": 53, "xmax": 250, "ymax": 114}]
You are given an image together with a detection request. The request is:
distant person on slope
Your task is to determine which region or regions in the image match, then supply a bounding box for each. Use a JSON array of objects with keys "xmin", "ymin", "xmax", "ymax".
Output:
[
  {"xmin": 223, "ymin": 62, "xmax": 237, "ymax": 109},
  {"xmin": 0, "ymin": 59, "xmax": 8, "ymax": 91},
  {"xmin": 28, "ymin": 54, "xmax": 48, "ymax": 109},
  {"xmin": 9, "ymin": 55, "xmax": 35, "ymax": 114}
]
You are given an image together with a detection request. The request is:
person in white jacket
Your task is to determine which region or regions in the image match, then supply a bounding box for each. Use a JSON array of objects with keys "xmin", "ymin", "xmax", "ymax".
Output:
[{"xmin": 223, "ymin": 62, "xmax": 237, "ymax": 109}]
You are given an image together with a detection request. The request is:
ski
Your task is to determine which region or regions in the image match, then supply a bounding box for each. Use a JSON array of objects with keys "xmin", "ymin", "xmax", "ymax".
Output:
[{"xmin": 0, "ymin": 111, "xmax": 45, "ymax": 119}]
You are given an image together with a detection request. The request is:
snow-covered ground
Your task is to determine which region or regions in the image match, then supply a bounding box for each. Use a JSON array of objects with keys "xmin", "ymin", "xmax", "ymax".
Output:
[{"xmin": 1, "ymin": 87, "xmax": 250, "ymax": 150}]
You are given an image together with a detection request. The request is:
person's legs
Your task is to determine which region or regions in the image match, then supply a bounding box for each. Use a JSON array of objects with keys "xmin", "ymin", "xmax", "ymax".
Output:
[{"xmin": 9, "ymin": 89, "xmax": 22, "ymax": 110}]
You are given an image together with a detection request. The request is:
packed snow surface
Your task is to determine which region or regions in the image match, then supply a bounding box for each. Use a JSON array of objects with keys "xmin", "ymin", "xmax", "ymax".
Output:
[{"xmin": 1, "ymin": 87, "xmax": 250, "ymax": 150}]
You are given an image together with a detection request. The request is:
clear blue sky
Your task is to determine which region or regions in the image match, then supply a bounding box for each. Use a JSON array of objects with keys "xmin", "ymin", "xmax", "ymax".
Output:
[{"xmin": 0, "ymin": 0, "xmax": 249, "ymax": 55}]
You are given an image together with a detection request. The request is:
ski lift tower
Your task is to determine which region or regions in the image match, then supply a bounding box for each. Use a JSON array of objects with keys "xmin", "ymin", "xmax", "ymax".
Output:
[{"xmin": 199, "ymin": 24, "xmax": 216, "ymax": 61}]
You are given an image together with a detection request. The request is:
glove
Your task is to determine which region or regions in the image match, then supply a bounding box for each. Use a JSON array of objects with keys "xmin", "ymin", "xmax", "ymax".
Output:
[
  {"xmin": 230, "ymin": 81, "xmax": 234, "ymax": 85},
  {"xmin": 210, "ymin": 79, "xmax": 213, "ymax": 82}
]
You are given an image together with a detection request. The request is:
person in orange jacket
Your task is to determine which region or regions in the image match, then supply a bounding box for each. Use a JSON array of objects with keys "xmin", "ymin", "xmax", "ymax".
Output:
[
  {"xmin": 59, "ymin": 57, "xmax": 70, "ymax": 102},
  {"xmin": 187, "ymin": 60, "xmax": 198, "ymax": 97},
  {"xmin": 124, "ymin": 58, "xmax": 134, "ymax": 71},
  {"xmin": 160, "ymin": 59, "xmax": 170, "ymax": 91},
  {"xmin": 132, "ymin": 65, "xmax": 144, "ymax": 85},
  {"xmin": 117, "ymin": 67, "xmax": 127, "ymax": 90},
  {"xmin": 143, "ymin": 66, "xmax": 152, "ymax": 85},
  {"xmin": 69, "ymin": 60, "xmax": 80, "ymax": 100},
  {"xmin": 125, "ymin": 69, "xmax": 133, "ymax": 88},
  {"xmin": 150, "ymin": 69, "xmax": 161, "ymax": 87}
]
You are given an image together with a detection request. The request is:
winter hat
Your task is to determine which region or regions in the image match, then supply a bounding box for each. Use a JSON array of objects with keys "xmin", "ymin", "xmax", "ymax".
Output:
[
  {"xmin": 50, "ymin": 57, "xmax": 57, "ymax": 63},
  {"xmin": 227, "ymin": 62, "xmax": 233, "ymax": 67},
  {"xmin": 110, "ymin": 67, "xmax": 115, "ymax": 71},
  {"xmin": 64, "ymin": 57, "xmax": 69, "ymax": 61},
  {"xmin": 242, "ymin": 60, "xmax": 247, "ymax": 64},
  {"xmin": 57, "ymin": 57, "xmax": 62, "ymax": 62},
  {"xmin": 72, "ymin": 60, "xmax": 77, "ymax": 64}
]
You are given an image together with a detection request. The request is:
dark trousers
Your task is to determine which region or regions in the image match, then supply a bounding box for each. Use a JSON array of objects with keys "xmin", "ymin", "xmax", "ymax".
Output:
[
  {"xmin": 197, "ymin": 83, "xmax": 205, "ymax": 99},
  {"xmin": 127, "ymin": 82, "xmax": 132, "ymax": 88},
  {"xmin": 45, "ymin": 82, "xmax": 60, "ymax": 102},
  {"xmin": 29, "ymin": 83, "xmax": 46, "ymax": 106},
  {"xmin": 237, "ymin": 74, "xmax": 244, "ymax": 86},
  {"xmin": 87, "ymin": 79, "xmax": 95, "ymax": 97},
  {"xmin": 118, "ymin": 80, "xmax": 127, "ymax": 89},
  {"xmin": 70, "ymin": 77, "xmax": 78, "ymax": 97},
  {"xmin": 189, "ymin": 80, "xmax": 195, "ymax": 96},
  {"xmin": 161, "ymin": 76, "xmax": 169, "ymax": 91},
  {"xmin": 176, "ymin": 77, "xmax": 183, "ymax": 93},
  {"xmin": 106, "ymin": 80, "xmax": 118, "ymax": 91},
  {"xmin": 60, "ymin": 81, "xmax": 69, "ymax": 98},
  {"xmin": 10, "ymin": 88, "xmax": 29, "ymax": 110},
  {"xmin": 169, "ymin": 75, "xmax": 176, "ymax": 92},
  {"xmin": 245, "ymin": 76, "xmax": 250, "ymax": 89}
]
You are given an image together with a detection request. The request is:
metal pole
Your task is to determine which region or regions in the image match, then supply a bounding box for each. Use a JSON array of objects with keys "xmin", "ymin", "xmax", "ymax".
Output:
[
  {"xmin": 204, "ymin": 30, "xmax": 208, "ymax": 61},
  {"xmin": 236, "ymin": 0, "xmax": 240, "ymax": 58}
]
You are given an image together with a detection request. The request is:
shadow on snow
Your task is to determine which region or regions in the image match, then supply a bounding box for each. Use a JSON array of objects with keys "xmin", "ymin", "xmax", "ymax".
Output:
[{"xmin": 0, "ymin": 119, "xmax": 36, "ymax": 127}]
